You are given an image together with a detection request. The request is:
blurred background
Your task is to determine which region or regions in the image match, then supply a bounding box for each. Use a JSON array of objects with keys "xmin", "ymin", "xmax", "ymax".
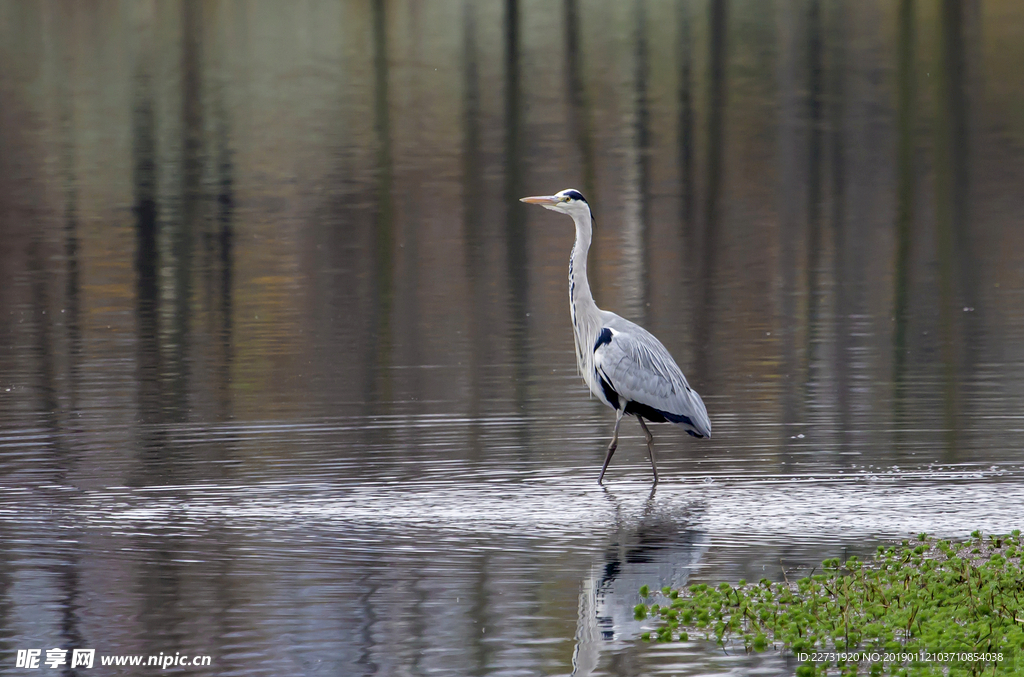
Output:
[{"xmin": 2, "ymin": 0, "xmax": 1024, "ymax": 675}]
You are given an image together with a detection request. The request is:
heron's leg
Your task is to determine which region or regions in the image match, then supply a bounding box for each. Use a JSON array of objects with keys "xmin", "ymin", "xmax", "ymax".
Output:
[
  {"xmin": 598, "ymin": 409, "xmax": 624, "ymax": 484},
  {"xmin": 637, "ymin": 417, "xmax": 658, "ymax": 484}
]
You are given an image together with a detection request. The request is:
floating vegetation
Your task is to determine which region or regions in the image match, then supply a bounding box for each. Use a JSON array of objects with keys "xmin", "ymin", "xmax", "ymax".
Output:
[{"xmin": 637, "ymin": 531, "xmax": 1024, "ymax": 676}]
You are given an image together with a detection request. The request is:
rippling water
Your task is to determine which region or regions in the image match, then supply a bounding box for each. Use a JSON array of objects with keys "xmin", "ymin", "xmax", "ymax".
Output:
[
  {"xmin": 5, "ymin": 423, "xmax": 1024, "ymax": 676},
  {"xmin": 3, "ymin": 0, "xmax": 1024, "ymax": 675}
]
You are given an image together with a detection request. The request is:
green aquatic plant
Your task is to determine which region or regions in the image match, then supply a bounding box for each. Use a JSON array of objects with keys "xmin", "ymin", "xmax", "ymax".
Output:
[{"xmin": 638, "ymin": 531, "xmax": 1024, "ymax": 676}]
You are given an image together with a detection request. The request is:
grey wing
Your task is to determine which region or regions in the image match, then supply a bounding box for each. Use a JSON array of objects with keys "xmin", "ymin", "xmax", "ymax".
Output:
[{"xmin": 593, "ymin": 320, "xmax": 712, "ymax": 438}]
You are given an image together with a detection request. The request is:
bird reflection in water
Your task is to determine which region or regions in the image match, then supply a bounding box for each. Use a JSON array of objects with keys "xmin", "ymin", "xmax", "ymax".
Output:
[{"xmin": 572, "ymin": 492, "xmax": 707, "ymax": 674}]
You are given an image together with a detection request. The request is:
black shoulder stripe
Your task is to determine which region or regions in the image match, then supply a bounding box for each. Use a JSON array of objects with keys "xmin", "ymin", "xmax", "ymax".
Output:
[
  {"xmin": 597, "ymin": 368, "xmax": 620, "ymax": 410},
  {"xmin": 594, "ymin": 327, "xmax": 613, "ymax": 351}
]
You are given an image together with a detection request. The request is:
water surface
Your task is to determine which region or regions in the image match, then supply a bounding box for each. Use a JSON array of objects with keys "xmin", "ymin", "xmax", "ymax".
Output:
[{"xmin": 2, "ymin": 1, "xmax": 1024, "ymax": 675}]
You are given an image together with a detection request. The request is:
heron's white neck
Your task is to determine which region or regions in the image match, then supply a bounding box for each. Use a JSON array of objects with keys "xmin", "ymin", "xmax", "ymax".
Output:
[{"xmin": 568, "ymin": 208, "xmax": 600, "ymax": 382}]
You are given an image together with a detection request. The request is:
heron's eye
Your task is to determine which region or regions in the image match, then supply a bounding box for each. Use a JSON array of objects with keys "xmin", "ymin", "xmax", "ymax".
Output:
[{"xmin": 561, "ymin": 196, "xmax": 570, "ymax": 203}]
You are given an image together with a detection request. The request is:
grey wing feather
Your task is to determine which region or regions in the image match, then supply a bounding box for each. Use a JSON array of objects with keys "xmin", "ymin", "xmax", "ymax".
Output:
[{"xmin": 594, "ymin": 314, "xmax": 712, "ymax": 437}]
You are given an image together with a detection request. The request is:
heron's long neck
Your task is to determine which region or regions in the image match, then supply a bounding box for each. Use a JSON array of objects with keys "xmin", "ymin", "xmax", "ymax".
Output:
[{"xmin": 569, "ymin": 210, "xmax": 600, "ymax": 379}]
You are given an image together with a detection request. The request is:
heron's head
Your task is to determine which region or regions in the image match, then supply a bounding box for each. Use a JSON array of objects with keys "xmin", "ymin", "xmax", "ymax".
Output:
[{"xmin": 520, "ymin": 189, "xmax": 590, "ymax": 218}]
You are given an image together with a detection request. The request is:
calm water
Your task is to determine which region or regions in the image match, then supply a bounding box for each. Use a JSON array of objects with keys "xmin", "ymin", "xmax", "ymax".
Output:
[{"xmin": 3, "ymin": 1, "xmax": 1024, "ymax": 675}]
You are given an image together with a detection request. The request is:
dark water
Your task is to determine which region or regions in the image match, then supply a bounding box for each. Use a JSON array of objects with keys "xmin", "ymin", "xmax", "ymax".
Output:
[{"xmin": 3, "ymin": 1, "xmax": 1024, "ymax": 675}]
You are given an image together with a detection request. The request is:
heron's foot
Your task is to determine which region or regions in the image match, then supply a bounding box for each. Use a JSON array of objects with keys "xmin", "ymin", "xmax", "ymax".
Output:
[
  {"xmin": 637, "ymin": 417, "xmax": 658, "ymax": 483},
  {"xmin": 598, "ymin": 441, "xmax": 617, "ymax": 484},
  {"xmin": 647, "ymin": 445, "xmax": 659, "ymax": 484},
  {"xmin": 599, "ymin": 411, "xmax": 625, "ymax": 484}
]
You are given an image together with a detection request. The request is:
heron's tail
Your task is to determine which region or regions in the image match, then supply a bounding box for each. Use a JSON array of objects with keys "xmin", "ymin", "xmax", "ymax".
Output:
[{"xmin": 685, "ymin": 388, "xmax": 712, "ymax": 439}]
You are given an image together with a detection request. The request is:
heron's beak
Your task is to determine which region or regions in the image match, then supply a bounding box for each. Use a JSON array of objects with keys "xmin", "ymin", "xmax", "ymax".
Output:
[{"xmin": 519, "ymin": 195, "xmax": 560, "ymax": 206}]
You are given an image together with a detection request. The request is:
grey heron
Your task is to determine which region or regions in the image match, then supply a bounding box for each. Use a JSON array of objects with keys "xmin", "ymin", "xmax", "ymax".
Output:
[{"xmin": 520, "ymin": 189, "xmax": 711, "ymax": 484}]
